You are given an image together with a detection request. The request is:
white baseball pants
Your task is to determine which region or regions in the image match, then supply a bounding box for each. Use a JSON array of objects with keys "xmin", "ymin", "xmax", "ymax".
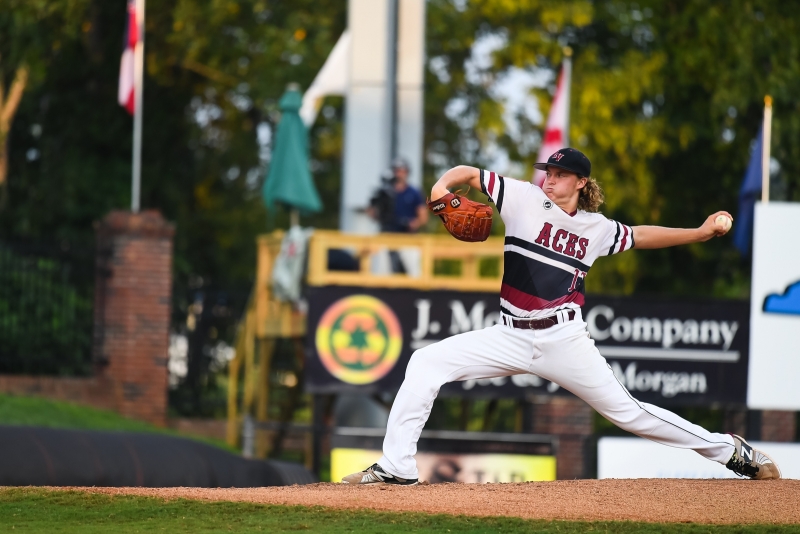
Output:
[{"xmin": 378, "ymin": 309, "xmax": 736, "ymax": 479}]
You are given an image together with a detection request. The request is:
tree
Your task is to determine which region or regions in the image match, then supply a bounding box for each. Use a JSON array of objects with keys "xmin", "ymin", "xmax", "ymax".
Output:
[
  {"xmin": 0, "ymin": 0, "xmax": 89, "ymax": 208},
  {"xmin": 6, "ymin": 0, "xmax": 800, "ymax": 407},
  {"xmin": 423, "ymin": 0, "xmax": 800, "ymax": 297},
  {"xmin": 2, "ymin": 0, "xmax": 346, "ymax": 412}
]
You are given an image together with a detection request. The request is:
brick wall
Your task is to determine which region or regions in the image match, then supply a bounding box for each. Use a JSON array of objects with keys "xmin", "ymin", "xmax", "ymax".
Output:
[
  {"xmin": 0, "ymin": 210, "xmax": 174, "ymax": 427},
  {"xmin": 723, "ymin": 407, "xmax": 748, "ymax": 438},
  {"xmin": 761, "ymin": 410, "xmax": 796, "ymax": 442},
  {"xmin": 528, "ymin": 396, "xmax": 593, "ymax": 480}
]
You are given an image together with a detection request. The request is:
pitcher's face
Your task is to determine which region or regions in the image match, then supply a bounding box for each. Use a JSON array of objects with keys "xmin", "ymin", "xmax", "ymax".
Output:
[{"xmin": 543, "ymin": 167, "xmax": 587, "ymax": 205}]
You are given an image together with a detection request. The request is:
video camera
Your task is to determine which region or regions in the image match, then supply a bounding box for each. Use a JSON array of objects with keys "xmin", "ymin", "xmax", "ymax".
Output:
[{"xmin": 369, "ymin": 169, "xmax": 398, "ymax": 232}]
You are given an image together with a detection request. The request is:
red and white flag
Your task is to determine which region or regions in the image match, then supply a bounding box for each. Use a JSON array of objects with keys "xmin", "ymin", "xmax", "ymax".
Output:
[
  {"xmin": 118, "ymin": 0, "xmax": 136, "ymax": 115},
  {"xmin": 532, "ymin": 57, "xmax": 572, "ymax": 187}
]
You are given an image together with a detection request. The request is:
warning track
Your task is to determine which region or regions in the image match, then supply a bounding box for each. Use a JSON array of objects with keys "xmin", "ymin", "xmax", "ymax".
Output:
[{"xmin": 64, "ymin": 479, "xmax": 799, "ymax": 524}]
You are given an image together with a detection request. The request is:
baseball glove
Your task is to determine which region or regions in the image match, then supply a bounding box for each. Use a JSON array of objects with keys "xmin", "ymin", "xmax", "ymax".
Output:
[{"xmin": 427, "ymin": 192, "xmax": 493, "ymax": 242}]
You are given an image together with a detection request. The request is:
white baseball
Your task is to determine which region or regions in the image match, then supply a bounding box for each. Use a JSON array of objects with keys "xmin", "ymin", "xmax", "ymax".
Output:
[{"xmin": 715, "ymin": 214, "xmax": 732, "ymax": 233}]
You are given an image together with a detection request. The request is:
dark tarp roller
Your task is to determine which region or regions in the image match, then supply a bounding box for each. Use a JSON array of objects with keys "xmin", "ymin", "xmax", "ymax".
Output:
[{"xmin": 0, "ymin": 425, "xmax": 316, "ymax": 487}]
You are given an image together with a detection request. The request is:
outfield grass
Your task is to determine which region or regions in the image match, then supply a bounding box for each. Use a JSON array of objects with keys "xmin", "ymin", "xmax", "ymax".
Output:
[
  {"xmin": 0, "ymin": 488, "xmax": 794, "ymax": 533},
  {"xmin": 0, "ymin": 393, "xmax": 235, "ymax": 452}
]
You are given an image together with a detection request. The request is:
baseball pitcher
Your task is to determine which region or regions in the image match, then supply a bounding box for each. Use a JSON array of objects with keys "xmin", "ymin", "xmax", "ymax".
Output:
[{"xmin": 343, "ymin": 148, "xmax": 780, "ymax": 485}]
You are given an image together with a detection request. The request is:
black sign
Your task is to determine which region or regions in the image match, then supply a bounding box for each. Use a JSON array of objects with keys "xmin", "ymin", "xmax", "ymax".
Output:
[
  {"xmin": 305, "ymin": 286, "xmax": 749, "ymax": 406},
  {"xmin": 584, "ymin": 296, "xmax": 748, "ymax": 406}
]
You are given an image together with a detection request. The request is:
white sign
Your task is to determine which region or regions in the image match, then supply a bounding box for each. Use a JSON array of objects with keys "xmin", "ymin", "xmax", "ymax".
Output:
[
  {"xmin": 748, "ymin": 202, "xmax": 800, "ymax": 410},
  {"xmin": 598, "ymin": 437, "xmax": 800, "ymax": 479}
]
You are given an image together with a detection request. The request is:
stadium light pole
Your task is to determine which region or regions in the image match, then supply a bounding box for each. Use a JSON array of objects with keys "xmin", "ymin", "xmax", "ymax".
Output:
[{"xmin": 132, "ymin": 0, "xmax": 146, "ymax": 213}]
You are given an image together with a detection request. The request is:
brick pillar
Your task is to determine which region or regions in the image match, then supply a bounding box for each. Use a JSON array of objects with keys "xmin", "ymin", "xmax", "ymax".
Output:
[
  {"xmin": 94, "ymin": 210, "xmax": 174, "ymax": 426},
  {"xmin": 761, "ymin": 411, "xmax": 796, "ymax": 442},
  {"xmin": 529, "ymin": 396, "xmax": 593, "ymax": 479}
]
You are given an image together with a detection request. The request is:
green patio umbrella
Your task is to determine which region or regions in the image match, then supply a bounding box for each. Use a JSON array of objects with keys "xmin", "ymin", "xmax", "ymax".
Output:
[{"xmin": 262, "ymin": 85, "xmax": 322, "ymax": 224}]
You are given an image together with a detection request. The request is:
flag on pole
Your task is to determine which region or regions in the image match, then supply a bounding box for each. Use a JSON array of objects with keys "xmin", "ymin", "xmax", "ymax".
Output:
[
  {"xmin": 533, "ymin": 54, "xmax": 572, "ymax": 187},
  {"xmin": 118, "ymin": 0, "xmax": 136, "ymax": 115},
  {"xmin": 733, "ymin": 126, "xmax": 763, "ymax": 254}
]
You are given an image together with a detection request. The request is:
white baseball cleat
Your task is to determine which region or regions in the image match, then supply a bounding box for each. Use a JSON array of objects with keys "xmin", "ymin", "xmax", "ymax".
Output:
[
  {"xmin": 341, "ymin": 463, "xmax": 419, "ymax": 486},
  {"xmin": 726, "ymin": 434, "xmax": 781, "ymax": 480}
]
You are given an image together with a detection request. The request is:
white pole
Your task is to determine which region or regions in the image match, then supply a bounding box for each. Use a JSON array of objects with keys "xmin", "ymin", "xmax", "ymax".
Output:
[
  {"xmin": 761, "ymin": 95, "xmax": 772, "ymax": 204},
  {"xmin": 395, "ymin": 0, "xmax": 426, "ymax": 189},
  {"xmin": 562, "ymin": 46, "xmax": 572, "ymax": 148},
  {"xmin": 341, "ymin": 0, "xmax": 394, "ymax": 232},
  {"xmin": 132, "ymin": 0, "xmax": 146, "ymax": 213}
]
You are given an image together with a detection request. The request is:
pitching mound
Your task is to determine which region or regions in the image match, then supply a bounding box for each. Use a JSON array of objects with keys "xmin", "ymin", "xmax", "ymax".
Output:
[{"xmin": 70, "ymin": 479, "xmax": 799, "ymax": 524}]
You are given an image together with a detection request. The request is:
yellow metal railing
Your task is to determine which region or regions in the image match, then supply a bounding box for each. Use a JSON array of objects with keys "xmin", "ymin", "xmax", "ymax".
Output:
[
  {"xmin": 227, "ymin": 231, "xmax": 299, "ymax": 450},
  {"xmin": 306, "ymin": 230, "xmax": 504, "ymax": 291}
]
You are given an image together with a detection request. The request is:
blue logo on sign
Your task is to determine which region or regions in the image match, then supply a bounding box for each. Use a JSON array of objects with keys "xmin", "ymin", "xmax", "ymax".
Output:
[{"xmin": 763, "ymin": 280, "xmax": 800, "ymax": 316}]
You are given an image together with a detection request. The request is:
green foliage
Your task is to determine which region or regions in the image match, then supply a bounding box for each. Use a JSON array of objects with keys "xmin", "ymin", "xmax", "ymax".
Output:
[
  {"xmin": 3, "ymin": 488, "xmax": 797, "ymax": 533},
  {"xmin": 0, "ymin": 0, "xmax": 90, "ymax": 86},
  {"xmin": 0, "ymin": 393, "xmax": 157, "ymax": 432},
  {"xmin": 4, "ymin": 1, "xmax": 800, "ymax": 411},
  {"xmin": 1, "ymin": 1, "xmax": 346, "ymax": 405},
  {"xmin": 3, "ymin": 0, "xmax": 347, "ymax": 286},
  {"xmin": 0, "ymin": 245, "xmax": 93, "ymax": 375},
  {"xmin": 429, "ymin": 398, "xmax": 521, "ymax": 433},
  {"xmin": 424, "ymin": 0, "xmax": 800, "ymax": 297},
  {"xmin": 5, "ymin": 0, "xmax": 798, "ymax": 297}
]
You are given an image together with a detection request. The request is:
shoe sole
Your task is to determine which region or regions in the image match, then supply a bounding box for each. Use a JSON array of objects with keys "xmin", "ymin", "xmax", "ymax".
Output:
[{"xmin": 755, "ymin": 450, "xmax": 782, "ymax": 480}]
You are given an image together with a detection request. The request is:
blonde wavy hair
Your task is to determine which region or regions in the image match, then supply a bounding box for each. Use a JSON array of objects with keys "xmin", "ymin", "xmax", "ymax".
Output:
[{"xmin": 577, "ymin": 177, "xmax": 604, "ymax": 213}]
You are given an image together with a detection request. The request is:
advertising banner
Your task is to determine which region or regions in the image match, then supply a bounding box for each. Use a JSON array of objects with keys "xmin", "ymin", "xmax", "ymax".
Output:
[
  {"xmin": 332, "ymin": 448, "xmax": 556, "ymax": 483},
  {"xmin": 330, "ymin": 427, "xmax": 556, "ymax": 483},
  {"xmin": 598, "ymin": 437, "xmax": 800, "ymax": 479},
  {"xmin": 584, "ymin": 296, "xmax": 748, "ymax": 405},
  {"xmin": 306, "ymin": 286, "xmax": 749, "ymax": 405},
  {"xmin": 747, "ymin": 202, "xmax": 800, "ymax": 410}
]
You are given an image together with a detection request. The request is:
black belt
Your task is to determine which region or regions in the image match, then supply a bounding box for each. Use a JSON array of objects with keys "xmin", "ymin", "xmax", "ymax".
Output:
[{"xmin": 502, "ymin": 310, "xmax": 576, "ymax": 330}]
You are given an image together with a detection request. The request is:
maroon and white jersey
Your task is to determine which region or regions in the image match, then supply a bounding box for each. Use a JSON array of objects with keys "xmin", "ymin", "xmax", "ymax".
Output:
[{"xmin": 480, "ymin": 170, "xmax": 634, "ymax": 318}]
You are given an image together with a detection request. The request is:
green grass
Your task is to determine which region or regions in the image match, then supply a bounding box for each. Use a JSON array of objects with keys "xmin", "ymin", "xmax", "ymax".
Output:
[
  {"xmin": 0, "ymin": 488, "xmax": 794, "ymax": 533},
  {"xmin": 0, "ymin": 393, "xmax": 160, "ymax": 432},
  {"xmin": 0, "ymin": 393, "xmax": 236, "ymax": 452}
]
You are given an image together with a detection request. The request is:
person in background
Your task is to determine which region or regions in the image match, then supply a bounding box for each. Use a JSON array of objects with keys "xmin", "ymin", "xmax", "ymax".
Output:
[
  {"xmin": 368, "ymin": 157, "xmax": 428, "ymax": 274},
  {"xmin": 369, "ymin": 157, "xmax": 428, "ymax": 233}
]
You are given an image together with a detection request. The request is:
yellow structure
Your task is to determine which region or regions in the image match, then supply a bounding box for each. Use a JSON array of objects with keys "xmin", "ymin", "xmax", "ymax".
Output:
[
  {"xmin": 331, "ymin": 448, "xmax": 556, "ymax": 483},
  {"xmin": 226, "ymin": 230, "xmax": 504, "ymax": 456}
]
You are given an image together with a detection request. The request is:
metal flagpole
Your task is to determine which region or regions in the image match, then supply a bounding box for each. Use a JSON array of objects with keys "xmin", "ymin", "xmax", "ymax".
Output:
[
  {"xmin": 761, "ymin": 95, "xmax": 772, "ymax": 204},
  {"xmin": 562, "ymin": 46, "xmax": 572, "ymax": 148},
  {"xmin": 131, "ymin": 0, "xmax": 146, "ymax": 213}
]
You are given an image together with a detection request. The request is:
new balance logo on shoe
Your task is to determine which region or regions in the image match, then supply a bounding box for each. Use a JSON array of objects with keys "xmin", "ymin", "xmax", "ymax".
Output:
[
  {"xmin": 341, "ymin": 463, "xmax": 419, "ymax": 486},
  {"xmin": 726, "ymin": 434, "xmax": 781, "ymax": 480},
  {"xmin": 741, "ymin": 443, "xmax": 753, "ymax": 462}
]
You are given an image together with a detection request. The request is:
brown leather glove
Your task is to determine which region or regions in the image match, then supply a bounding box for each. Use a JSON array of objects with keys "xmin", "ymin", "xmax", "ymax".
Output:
[{"xmin": 427, "ymin": 192, "xmax": 493, "ymax": 242}]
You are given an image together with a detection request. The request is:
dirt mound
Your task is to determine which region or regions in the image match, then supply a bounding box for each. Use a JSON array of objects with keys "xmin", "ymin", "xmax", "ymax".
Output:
[{"xmin": 65, "ymin": 479, "xmax": 800, "ymax": 524}]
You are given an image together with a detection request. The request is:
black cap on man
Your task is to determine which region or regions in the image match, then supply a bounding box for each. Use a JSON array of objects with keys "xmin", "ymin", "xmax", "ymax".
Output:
[{"xmin": 533, "ymin": 148, "xmax": 591, "ymax": 177}]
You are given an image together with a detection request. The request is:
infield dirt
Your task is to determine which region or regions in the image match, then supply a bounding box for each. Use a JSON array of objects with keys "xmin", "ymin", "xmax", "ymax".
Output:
[{"xmin": 68, "ymin": 479, "xmax": 799, "ymax": 525}]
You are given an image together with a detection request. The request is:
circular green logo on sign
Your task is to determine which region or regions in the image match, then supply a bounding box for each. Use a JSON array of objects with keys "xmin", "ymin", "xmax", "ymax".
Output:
[{"xmin": 315, "ymin": 295, "xmax": 403, "ymax": 384}]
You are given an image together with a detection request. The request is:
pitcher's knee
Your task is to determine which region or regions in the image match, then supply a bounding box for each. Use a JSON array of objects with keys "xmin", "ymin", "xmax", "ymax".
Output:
[{"xmin": 404, "ymin": 347, "xmax": 448, "ymax": 395}]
